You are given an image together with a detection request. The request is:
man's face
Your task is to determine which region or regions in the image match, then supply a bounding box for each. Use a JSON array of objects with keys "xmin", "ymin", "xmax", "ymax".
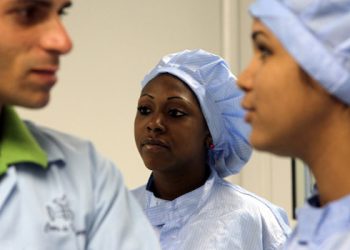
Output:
[{"xmin": 0, "ymin": 0, "xmax": 72, "ymax": 109}]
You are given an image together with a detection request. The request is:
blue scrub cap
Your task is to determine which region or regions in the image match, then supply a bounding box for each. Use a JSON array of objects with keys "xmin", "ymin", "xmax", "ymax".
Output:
[
  {"xmin": 141, "ymin": 49, "xmax": 252, "ymax": 177},
  {"xmin": 250, "ymin": 0, "xmax": 350, "ymax": 105}
]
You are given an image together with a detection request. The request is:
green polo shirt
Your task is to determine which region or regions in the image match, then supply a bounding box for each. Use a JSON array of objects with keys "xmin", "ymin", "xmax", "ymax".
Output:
[{"xmin": 0, "ymin": 106, "xmax": 48, "ymax": 176}]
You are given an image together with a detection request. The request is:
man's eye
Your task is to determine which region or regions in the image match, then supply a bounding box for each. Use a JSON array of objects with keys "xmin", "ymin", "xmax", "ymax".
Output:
[
  {"xmin": 168, "ymin": 109, "xmax": 186, "ymax": 117},
  {"xmin": 14, "ymin": 5, "xmax": 49, "ymax": 26},
  {"xmin": 58, "ymin": 6, "xmax": 70, "ymax": 16},
  {"xmin": 137, "ymin": 106, "xmax": 151, "ymax": 115}
]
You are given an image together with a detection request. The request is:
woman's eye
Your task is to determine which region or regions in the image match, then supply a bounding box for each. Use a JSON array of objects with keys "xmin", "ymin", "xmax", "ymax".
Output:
[
  {"xmin": 168, "ymin": 109, "xmax": 186, "ymax": 117},
  {"xmin": 257, "ymin": 44, "xmax": 272, "ymax": 61},
  {"xmin": 137, "ymin": 106, "xmax": 151, "ymax": 115}
]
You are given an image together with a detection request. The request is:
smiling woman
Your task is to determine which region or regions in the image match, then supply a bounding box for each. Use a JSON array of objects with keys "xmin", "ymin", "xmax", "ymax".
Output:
[{"xmin": 132, "ymin": 49, "xmax": 291, "ymax": 250}]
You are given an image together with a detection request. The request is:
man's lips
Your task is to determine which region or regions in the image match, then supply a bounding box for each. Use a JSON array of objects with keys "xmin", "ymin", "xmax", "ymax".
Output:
[
  {"xmin": 31, "ymin": 66, "xmax": 58, "ymax": 75},
  {"xmin": 30, "ymin": 66, "xmax": 59, "ymax": 85}
]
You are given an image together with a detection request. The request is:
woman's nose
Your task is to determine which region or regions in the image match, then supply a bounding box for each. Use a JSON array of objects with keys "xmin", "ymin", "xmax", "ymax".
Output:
[
  {"xmin": 237, "ymin": 59, "xmax": 257, "ymax": 92},
  {"xmin": 146, "ymin": 116, "xmax": 165, "ymax": 133},
  {"xmin": 237, "ymin": 69, "xmax": 253, "ymax": 92}
]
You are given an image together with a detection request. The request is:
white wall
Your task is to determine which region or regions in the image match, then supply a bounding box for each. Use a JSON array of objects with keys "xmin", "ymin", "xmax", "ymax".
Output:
[{"xmin": 18, "ymin": 0, "xmax": 293, "ymax": 221}]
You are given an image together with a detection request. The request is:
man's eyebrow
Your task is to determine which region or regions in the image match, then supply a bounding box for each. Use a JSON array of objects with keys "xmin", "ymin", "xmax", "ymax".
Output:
[
  {"xmin": 13, "ymin": 0, "xmax": 52, "ymax": 8},
  {"xmin": 13, "ymin": 0, "xmax": 72, "ymax": 9},
  {"xmin": 15, "ymin": 0, "xmax": 51, "ymax": 4},
  {"xmin": 62, "ymin": 1, "xmax": 72, "ymax": 9}
]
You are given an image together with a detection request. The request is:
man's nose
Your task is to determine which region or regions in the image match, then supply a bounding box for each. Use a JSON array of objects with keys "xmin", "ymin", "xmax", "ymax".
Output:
[{"xmin": 39, "ymin": 17, "xmax": 73, "ymax": 55}]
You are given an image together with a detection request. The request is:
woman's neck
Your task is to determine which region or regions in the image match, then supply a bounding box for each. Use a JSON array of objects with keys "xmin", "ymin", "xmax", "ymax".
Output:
[
  {"xmin": 302, "ymin": 106, "xmax": 350, "ymax": 206},
  {"xmin": 151, "ymin": 166, "xmax": 210, "ymax": 201}
]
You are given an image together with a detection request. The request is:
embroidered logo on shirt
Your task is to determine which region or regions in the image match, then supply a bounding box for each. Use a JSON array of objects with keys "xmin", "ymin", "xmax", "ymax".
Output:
[{"xmin": 44, "ymin": 195, "xmax": 75, "ymax": 233}]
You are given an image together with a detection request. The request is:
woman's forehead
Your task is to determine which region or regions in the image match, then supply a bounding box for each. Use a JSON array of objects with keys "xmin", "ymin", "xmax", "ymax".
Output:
[
  {"xmin": 141, "ymin": 75, "xmax": 202, "ymax": 108},
  {"xmin": 143, "ymin": 75, "xmax": 195, "ymax": 97}
]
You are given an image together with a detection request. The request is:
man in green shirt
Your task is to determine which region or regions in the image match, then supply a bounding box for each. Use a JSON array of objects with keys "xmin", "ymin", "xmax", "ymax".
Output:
[{"xmin": 0, "ymin": 1, "xmax": 160, "ymax": 249}]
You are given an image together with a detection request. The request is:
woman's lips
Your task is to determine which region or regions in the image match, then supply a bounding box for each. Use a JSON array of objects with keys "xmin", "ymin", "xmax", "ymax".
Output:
[
  {"xmin": 244, "ymin": 110, "xmax": 254, "ymax": 123},
  {"xmin": 141, "ymin": 138, "xmax": 169, "ymax": 152},
  {"xmin": 241, "ymin": 99, "xmax": 255, "ymax": 123}
]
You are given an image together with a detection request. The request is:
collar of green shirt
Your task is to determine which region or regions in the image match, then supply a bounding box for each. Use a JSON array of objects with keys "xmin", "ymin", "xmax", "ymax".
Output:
[{"xmin": 0, "ymin": 106, "xmax": 48, "ymax": 176}]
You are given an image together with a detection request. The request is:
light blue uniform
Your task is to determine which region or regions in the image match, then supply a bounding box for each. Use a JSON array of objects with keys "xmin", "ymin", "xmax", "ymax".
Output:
[
  {"xmin": 0, "ymin": 107, "xmax": 160, "ymax": 250},
  {"xmin": 135, "ymin": 49, "xmax": 291, "ymax": 249},
  {"xmin": 133, "ymin": 169, "xmax": 291, "ymax": 250},
  {"xmin": 285, "ymin": 194, "xmax": 350, "ymax": 250}
]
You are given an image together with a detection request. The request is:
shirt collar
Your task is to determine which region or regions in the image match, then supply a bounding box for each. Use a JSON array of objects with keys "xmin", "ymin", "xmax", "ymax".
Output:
[
  {"xmin": 294, "ymin": 193, "xmax": 350, "ymax": 245},
  {"xmin": 143, "ymin": 168, "xmax": 217, "ymax": 227},
  {"xmin": 0, "ymin": 106, "xmax": 48, "ymax": 175}
]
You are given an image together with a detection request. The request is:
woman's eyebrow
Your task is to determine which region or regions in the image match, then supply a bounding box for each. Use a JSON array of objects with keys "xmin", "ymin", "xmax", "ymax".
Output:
[
  {"xmin": 167, "ymin": 96, "xmax": 184, "ymax": 100},
  {"xmin": 140, "ymin": 93, "xmax": 154, "ymax": 99},
  {"xmin": 140, "ymin": 94, "xmax": 191, "ymax": 104},
  {"xmin": 167, "ymin": 96, "xmax": 193, "ymax": 105},
  {"xmin": 252, "ymin": 31, "xmax": 268, "ymax": 41}
]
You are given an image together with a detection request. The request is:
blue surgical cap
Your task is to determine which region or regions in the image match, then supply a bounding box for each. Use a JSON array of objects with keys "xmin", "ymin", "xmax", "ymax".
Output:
[
  {"xmin": 250, "ymin": 0, "xmax": 350, "ymax": 105},
  {"xmin": 141, "ymin": 49, "xmax": 252, "ymax": 177}
]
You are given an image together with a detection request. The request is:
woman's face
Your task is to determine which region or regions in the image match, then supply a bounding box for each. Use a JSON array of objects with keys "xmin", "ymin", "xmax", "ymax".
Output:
[
  {"xmin": 238, "ymin": 19, "xmax": 334, "ymax": 156},
  {"xmin": 134, "ymin": 74, "xmax": 209, "ymax": 175}
]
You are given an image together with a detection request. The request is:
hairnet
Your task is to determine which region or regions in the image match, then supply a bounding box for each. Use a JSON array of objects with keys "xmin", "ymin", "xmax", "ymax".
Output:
[
  {"xmin": 250, "ymin": 0, "xmax": 350, "ymax": 105},
  {"xmin": 141, "ymin": 49, "xmax": 252, "ymax": 177}
]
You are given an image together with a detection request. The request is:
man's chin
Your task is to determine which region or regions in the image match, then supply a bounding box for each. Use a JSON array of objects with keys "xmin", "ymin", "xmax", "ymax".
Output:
[{"xmin": 16, "ymin": 95, "xmax": 51, "ymax": 109}]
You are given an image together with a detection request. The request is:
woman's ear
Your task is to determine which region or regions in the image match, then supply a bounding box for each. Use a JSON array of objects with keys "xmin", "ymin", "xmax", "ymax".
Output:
[
  {"xmin": 205, "ymin": 134, "xmax": 214, "ymax": 150},
  {"xmin": 299, "ymin": 66, "xmax": 321, "ymax": 90}
]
